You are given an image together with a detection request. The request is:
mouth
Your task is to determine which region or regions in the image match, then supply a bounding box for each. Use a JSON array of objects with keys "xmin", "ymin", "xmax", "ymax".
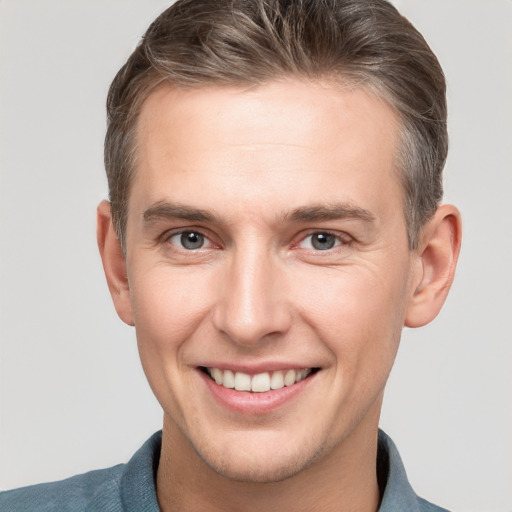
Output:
[{"xmin": 200, "ymin": 367, "xmax": 319, "ymax": 393}]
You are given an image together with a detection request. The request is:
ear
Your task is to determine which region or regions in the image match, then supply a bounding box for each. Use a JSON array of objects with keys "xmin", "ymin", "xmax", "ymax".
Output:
[
  {"xmin": 97, "ymin": 200, "xmax": 134, "ymax": 326},
  {"xmin": 405, "ymin": 204, "xmax": 462, "ymax": 328}
]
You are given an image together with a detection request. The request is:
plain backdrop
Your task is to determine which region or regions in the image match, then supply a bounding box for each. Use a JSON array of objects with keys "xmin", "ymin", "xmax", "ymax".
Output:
[{"xmin": 1, "ymin": 1, "xmax": 511, "ymax": 510}]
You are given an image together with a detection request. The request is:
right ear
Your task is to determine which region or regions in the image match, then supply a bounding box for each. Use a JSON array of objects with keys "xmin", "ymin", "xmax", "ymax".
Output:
[{"xmin": 97, "ymin": 200, "xmax": 134, "ymax": 326}]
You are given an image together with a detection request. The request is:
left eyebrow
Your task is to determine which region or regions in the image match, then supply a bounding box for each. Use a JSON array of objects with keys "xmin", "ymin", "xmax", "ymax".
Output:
[{"xmin": 285, "ymin": 203, "xmax": 376, "ymax": 223}]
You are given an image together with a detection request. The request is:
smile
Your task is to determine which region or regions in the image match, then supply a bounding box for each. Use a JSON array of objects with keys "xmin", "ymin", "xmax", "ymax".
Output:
[{"xmin": 204, "ymin": 367, "xmax": 313, "ymax": 393}]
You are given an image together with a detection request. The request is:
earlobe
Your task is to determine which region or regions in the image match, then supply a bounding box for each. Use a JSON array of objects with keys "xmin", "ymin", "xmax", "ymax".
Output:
[
  {"xmin": 97, "ymin": 200, "xmax": 134, "ymax": 326},
  {"xmin": 405, "ymin": 204, "xmax": 462, "ymax": 328}
]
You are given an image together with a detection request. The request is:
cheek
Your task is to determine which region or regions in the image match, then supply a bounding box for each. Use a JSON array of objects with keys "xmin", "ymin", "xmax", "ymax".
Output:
[
  {"xmin": 127, "ymin": 266, "xmax": 217, "ymax": 414},
  {"xmin": 293, "ymin": 263, "xmax": 410, "ymax": 365},
  {"xmin": 128, "ymin": 266, "xmax": 215, "ymax": 353}
]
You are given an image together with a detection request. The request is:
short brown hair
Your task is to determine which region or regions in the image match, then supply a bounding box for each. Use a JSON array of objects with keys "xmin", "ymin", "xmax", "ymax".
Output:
[{"xmin": 105, "ymin": 0, "xmax": 447, "ymax": 250}]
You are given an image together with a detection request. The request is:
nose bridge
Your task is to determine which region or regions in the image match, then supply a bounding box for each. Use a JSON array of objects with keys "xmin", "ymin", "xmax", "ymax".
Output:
[{"xmin": 213, "ymin": 240, "xmax": 290, "ymax": 345}]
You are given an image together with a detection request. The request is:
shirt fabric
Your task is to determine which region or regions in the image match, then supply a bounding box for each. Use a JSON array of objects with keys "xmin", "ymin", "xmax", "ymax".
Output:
[{"xmin": 0, "ymin": 430, "xmax": 450, "ymax": 511}]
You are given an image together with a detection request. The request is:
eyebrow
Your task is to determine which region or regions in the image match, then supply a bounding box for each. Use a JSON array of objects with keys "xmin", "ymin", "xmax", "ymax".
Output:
[
  {"xmin": 142, "ymin": 201, "xmax": 376, "ymax": 227},
  {"xmin": 285, "ymin": 203, "xmax": 376, "ymax": 223},
  {"xmin": 143, "ymin": 202, "xmax": 216, "ymax": 225}
]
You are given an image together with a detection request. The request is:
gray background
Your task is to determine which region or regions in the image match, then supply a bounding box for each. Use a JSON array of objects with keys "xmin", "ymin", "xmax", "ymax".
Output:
[{"xmin": 1, "ymin": 1, "xmax": 511, "ymax": 510}]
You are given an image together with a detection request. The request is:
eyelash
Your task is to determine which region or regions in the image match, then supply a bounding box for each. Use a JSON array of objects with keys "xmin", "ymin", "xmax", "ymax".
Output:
[
  {"xmin": 161, "ymin": 229, "xmax": 216, "ymax": 252},
  {"xmin": 160, "ymin": 228, "xmax": 351, "ymax": 253},
  {"xmin": 295, "ymin": 231, "xmax": 351, "ymax": 252}
]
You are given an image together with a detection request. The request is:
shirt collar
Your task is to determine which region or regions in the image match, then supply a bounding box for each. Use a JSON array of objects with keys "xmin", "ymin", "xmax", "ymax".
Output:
[
  {"xmin": 120, "ymin": 431, "xmax": 161, "ymax": 512},
  {"xmin": 377, "ymin": 429, "xmax": 424, "ymax": 511}
]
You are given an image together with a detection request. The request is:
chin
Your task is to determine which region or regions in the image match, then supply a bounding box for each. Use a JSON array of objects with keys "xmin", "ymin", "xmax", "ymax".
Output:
[
  {"xmin": 192, "ymin": 434, "xmax": 324, "ymax": 484},
  {"xmin": 202, "ymin": 454, "xmax": 311, "ymax": 484}
]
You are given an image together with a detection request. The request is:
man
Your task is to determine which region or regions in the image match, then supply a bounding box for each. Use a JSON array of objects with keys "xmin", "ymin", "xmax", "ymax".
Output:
[{"xmin": 1, "ymin": 0, "xmax": 462, "ymax": 510}]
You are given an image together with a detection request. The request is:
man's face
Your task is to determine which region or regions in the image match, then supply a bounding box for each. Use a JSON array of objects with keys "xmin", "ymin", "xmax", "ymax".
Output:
[{"xmin": 123, "ymin": 79, "xmax": 419, "ymax": 481}]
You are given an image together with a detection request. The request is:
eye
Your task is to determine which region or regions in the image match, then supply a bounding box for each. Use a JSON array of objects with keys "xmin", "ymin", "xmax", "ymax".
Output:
[
  {"xmin": 298, "ymin": 232, "xmax": 344, "ymax": 251},
  {"xmin": 168, "ymin": 231, "xmax": 210, "ymax": 250}
]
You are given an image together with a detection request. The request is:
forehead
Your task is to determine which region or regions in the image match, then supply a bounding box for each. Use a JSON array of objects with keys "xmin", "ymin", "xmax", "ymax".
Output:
[{"xmin": 132, "ymin": 79, "xmax": 402, "ymax": 222}]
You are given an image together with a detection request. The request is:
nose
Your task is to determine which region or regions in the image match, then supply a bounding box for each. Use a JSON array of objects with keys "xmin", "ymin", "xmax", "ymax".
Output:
[{"xmin": 212, "ymin": 245, "xmax": 292, "ymax": 346}]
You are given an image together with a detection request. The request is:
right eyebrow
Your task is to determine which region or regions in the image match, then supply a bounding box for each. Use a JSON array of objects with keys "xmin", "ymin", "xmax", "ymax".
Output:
[{"xmin": 142, "ymin": 202, "xmax": 216, "ymax": 226}]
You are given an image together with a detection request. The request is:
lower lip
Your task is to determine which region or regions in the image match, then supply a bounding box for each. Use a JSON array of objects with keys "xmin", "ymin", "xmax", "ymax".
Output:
[{"xmin": 199, "ymin": 370, "xmax": 316, "ymax": 415}]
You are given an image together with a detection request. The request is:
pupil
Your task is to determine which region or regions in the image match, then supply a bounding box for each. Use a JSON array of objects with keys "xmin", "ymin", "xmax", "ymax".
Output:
[
  {"xmin": 312, "ymin": 233, "xmax": 335, "ymax": 250},
  {"xmin": 181, "ymin": 232, "xmax": 204, "ymax": 250}
]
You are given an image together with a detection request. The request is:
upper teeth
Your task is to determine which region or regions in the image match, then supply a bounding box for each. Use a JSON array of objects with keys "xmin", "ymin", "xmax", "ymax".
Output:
[{"xmin": 207, "ymin": 368, "xmax": 311, "ymax": 393}]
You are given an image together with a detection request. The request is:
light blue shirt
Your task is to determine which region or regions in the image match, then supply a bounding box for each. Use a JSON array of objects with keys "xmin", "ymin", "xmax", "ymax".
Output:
[{"xmin": 0, "ymin": 430, "xmax": 450, "ymax": 511}]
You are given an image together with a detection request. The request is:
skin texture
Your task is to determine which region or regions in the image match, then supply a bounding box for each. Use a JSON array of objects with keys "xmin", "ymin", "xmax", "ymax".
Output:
[{"xmin": 97, "ymin": 79, "xmax": 461, "ymax": 512}]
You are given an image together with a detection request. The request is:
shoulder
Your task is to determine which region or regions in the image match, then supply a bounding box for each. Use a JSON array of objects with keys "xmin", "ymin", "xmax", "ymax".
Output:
[
  {"xmin": 0, "ymin": 464, "xmax": 125, "ymax": 512},
  {"xmin": 416, "ymin": 496, "xmax": 451, "ymax": 512},
  {"xmin": 0, "ymin": 431, "xmax": 162, "ymax": 512}
]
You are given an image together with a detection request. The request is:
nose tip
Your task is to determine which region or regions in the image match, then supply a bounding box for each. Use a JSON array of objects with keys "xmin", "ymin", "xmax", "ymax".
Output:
[{"xmin": 212, "ymin": 257, "xmax": 291, "ymax": 346}]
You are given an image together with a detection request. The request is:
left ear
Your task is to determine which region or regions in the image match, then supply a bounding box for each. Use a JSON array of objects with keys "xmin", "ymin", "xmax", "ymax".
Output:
[{"xmin": 405, "ymin": 204, "xmax": 462, "ymax": 328}]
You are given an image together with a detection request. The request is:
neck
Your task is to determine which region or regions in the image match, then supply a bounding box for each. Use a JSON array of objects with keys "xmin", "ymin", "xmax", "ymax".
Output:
[{"xmin": 156, "ymin": 414, "xmax": 381, "ymax": 512}]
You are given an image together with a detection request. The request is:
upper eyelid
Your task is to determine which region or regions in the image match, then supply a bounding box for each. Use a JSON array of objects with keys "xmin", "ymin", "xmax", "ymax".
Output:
[
  {"xmin": 160, "ymin": 226, "xmax": 212, "ymax": 240},
  {"xmin": 295, "ymin": 229, "xmax": 351, "ymax": 244},
  {"xmin": 160, "ymin": 227, "xmax": 217, "ymax": 249}
]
